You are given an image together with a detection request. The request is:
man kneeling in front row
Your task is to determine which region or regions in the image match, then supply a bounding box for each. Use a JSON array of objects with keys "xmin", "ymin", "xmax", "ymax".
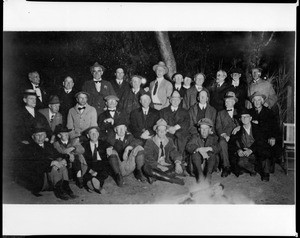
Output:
[{"xmin": 20, "ymin": 125, "xmax": 76, "ymax": 200}]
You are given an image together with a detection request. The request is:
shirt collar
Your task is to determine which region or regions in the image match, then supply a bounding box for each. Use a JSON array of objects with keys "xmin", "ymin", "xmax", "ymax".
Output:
[
  {"xmin": 115, "ymin": 134, "xmax": 125, "ymax": 141},
  {"xmin": 31, "ymin": 82, "xmax": 39, "ymax": 88},
  {"xmin": 90, "ymin": 141, "xmax": 98, "ymax": 147},
  {"xmin": 195, "ymin": 85, "xmax": 203, "ymax": 91},
  {"xmin": 64, "ymin": 88, "xmax": 72, "ymax": 93},
  {"xmin": 93, "ymin": 78, "xmax": 102, "ymax": 82},
  {"xmin": 198, "ymin": 103, "xmax": 207, "ymax": 109},
  {"xmin": 171, "ymin": 106, "xmax": 178, "ymax": 111},
  {"xmin": 132, "ymin": 88, "xmax": 140, "ymax": 94},
  {"xmin": 156, "ymin": 77, "xmax": 164, "ymax": 83},
  {"xmin": 143, "ymin": 107, "xmax": 149, "ymax": 113}
]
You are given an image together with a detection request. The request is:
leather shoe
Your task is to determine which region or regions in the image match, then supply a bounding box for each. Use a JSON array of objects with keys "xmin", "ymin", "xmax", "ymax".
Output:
[
  {"xmin": 221, "ymin": 167, "xmax": 231, "ymax": 177},
  {"xmin": 32, "ymin": 191, "xmax": 43, "ymax": 197},
  {"xmin": 135, "ymin": 170, "xmax": 146, "ymax": 182},
  {"xmin": 250, "ymin": 171, "xmax": 257, "ymax": 177},
  {"xmin": 76, "ymin": 177, "xmax": 84, "ymax": 189},
  {"xmin": 261, "ymin": 173, "xmax": 270, "ymax": 182},
  {"xmin": 170, "ymin": 177, "xmax": 185, "ymax": 186}
]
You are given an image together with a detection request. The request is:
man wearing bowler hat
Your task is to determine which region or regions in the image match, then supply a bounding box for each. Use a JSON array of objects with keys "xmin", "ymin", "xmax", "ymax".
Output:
[
  {"xmin": 53, "ymin": 124, "xmax": 87, "ymax": 188},
  {"xmin": 39, "ymin": 95, "xmax": 63, "ymax": 143},
  {"xmin": 20, "ymin": 124, "xmax": 76, "ymax": 200},
  {"xmin": 216, "ymin": 91, "xmax": 241, "ymax": 177},
  {"xmin": 67, "ymin": 91, "xmax": 97, "ymax": 139},
  {"xmin": 97, "ymin": 95, "xmax": 127, "ymax": 140},
  {"xmin": 150, "ymin": 61, "xmax": 173, "ymax": 110},
  {"xmin": 186, "ymin": 118, "xmax": 221, "ymax": 183},
  {"xmin": 82, "ymin": 62, "xmax": 116, "ymax": 116},
  {"xmin": 16, "ymin": 89, "xmax": 52, "ymax": 144}
]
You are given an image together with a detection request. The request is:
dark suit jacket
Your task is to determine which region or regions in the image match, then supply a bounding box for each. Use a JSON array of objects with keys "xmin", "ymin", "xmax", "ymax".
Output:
[
  {"xmin": 110, "ymin": 79, "xmax": 131, "ymax": 100},
  {"xmin": 186, "ymin": 133, "xmax": 221, "ymax": 156},
  {"xmin": 39, "ymin": 108, "xmax": 63, "ymax": 132},
  {"xmin": 228, "ymin": 80, "xmax": 248, "ymax": 112},
  {"xmin": 216, "ymin": 109, "xmax": 240, "ymax": 137},
  {"xmin": 188, "ymin": 104, "xmax": 217, "ymax": 134},
  {"xmin": 118, "ymin": 88, "xmax": 146, "ymax": 116},
  {"xmin": 160, "ymin": 106, "xmax": 190, "ymax": 138},
  {"xmin": 56, "ymin": 87, "xmax": 78, "ymax": 124},
  {"xmin": 82, "ymin": 79, "xmax": 116, "ymax": 116},
  {"xmin": 17, "ymin": 107, "xmax": 52, "ymax": 142},
  {"xmin": 129, "ymin": 107, "xmax": 160, "ymax": 140},
  {"xmin": 22, "ymin": 141, "xmax": 66, "ymax": 192},
  {"xmin": 249, "ymin": 106, "xmax": 278, "ymax": 140},
  {"xmin": 209, "ymin": 82, "xmax": 232, "ymax": 112},
  {"xmin": 97, "ymin": 109, "xmax": 127, "ymax": 139},
  {"xmin": 183, "ymin": 86, "xmax": 206, "ymax": 110},
  {"xmin": 172, "ymin": 83, "xmax": 187, "ymax": 108}
]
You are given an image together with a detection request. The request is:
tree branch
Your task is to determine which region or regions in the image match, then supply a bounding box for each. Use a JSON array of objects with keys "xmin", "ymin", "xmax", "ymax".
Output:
[{"xmin": 264, "ymin": 32, "xmax": 275, "ymax": 47}]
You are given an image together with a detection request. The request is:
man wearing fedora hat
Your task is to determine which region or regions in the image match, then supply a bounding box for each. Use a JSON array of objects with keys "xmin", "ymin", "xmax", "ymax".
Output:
[
  {"xmin": 229, "ymin": 68, "xmax": 248, "ymax": 111},
  {"xmin": 186, "ymin": 118, "xmax": 221, "ymax": 183},
  {"xmin": 216, "ymin": 91, "xmax": 241, "ymax": 177},
  {"xmin": 246, "ymin": 67, "xmax": 277, "ymax": 110},
  {"xmin": 39, "ymin": 95, "xmax": 63, "ymax": 143},
  {"xmin": 160, "ymin": 90, "xmax": 190, "ymax": 157},
  {"xmin": 106, "ymin": 117, "xmax": 145, "ymax": 182},
  {"xmin": 82, "ymin": 62, "xmax": 116, "ymax": 116},
  {"xmin": 248, "ymin": 92, "xmax": 281, "ymax": 174},
  {"xmin": 20, "ymin": 124, "xmax": 76, "ymax": 200},
  {"xmin": 188, "ymin": 88, "xmax": 217, "ymax": 135},
  {"xmin": 82, "ymin": 126, "xmax": 125, "ymax": 193},
  {"xmin": 97, "ymin": 95, "xmax": 127, "ymax": 140},
  {"xmin": 149, "ymin": 61, "xmax": 173, "ymax": 110},
  {"xmin": 16, "ymin": 89, "xmax": 52, "ymax": 144},
  {"xmin": 53, "ymin": 124, "xmax": 87, "ymax": 188},
  {"xmin": 183, "ymin": 73, "xmax": 207, "ymax": 110},
  {"xmin": 141, "ymin": 118, "xmax": 185, "ymax": 185},
  {"xmin": 231, "ymin": 108, "xmax": 274, "ymax": 181},
  {"xmin": 129, "ymin": 92, "xmax": 160, "ymax": 145},
  {"xmin": 67, "ymin": 91, "xmax": 98, "ymax": 139}
]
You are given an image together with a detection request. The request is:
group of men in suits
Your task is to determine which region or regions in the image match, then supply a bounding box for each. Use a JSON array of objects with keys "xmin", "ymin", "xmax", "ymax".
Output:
[{"xmin": 14, "ymin": 61, "xmax": 281, "ymax": 200}]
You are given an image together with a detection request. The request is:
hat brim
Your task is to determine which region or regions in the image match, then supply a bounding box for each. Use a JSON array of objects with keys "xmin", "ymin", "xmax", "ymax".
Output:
[
  {"xmin": 153, "ymin": 65, "xmax": 169, "ymax": 74},
  {"xmin": 224, "ymin": 96, "xmax": 238, "ymax": 102},
  {"xmin": 249, "ymin": 94, "xmax": 266, "ymax": 101},
  {"xmin": 83, "ymin": 126, "xmax": 100, "ymax": 135},
  {"xmin": 153, "ymin": 124, "xmax": 170, "ymax": 131},
  {"xmin": 75, "ymin": 91, "xmax": 90, "ymax": 98}
]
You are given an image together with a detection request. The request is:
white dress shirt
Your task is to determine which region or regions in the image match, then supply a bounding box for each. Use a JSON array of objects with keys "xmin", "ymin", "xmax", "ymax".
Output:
[
  {"xmin": 151, "ymin": 77, "xmax": 163, "ymax": 104},
  {"xmin": 90, "ymin": 141, "xmax": 101, "ymax": 160},
  {"xmin": 25, "ymin": 106, "xmax": 35, "ymax": 117},
  {"xmin": 198, "ymin": 103, "xmax": 207, "ymax": 110},
  {"xmin": 32, "ymin": 83, "xmax": 42, "ymax": 101},
  {"xmin": 93, "ymin": 78, "xmax": 101, "ymax": 92}
]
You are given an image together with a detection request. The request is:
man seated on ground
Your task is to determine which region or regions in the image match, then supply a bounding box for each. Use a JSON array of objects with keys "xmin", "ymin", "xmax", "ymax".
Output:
[
  {"xmin": 216, "ymin": 91, "xmax": 240, "ymax": 178},
  {"xmin": 231, "ymin": 108, "xmax": 273, "ymax": 181},
  {"xmin": 188, "ymin": 88, "xmax": 217, "ymax": 135},
  {"xmin": 129, "ymin": 92, "xmax": 160, "ymax": 145},
  {"xmin": 67, "ymin": 91, "xmax": 97, "ymax": 140},
  {"xmin": 39, "ymin": 95, "xmax": 63, "ymax": 143},
  {"xmin": 20, "ymin": 125, "xmax": 76, "ymax": 200},
  {"xmin": 82, "ymin": 126, "xmax": 124, "ymax": 194},
  {"xmin": 53, "ymin": 124, "xmax": 87, "ymax": 189},
  {"xmin": 106, "ymin": 117, "xmax": 145, "ymax": 182},
  {"xmin": 141, "ymin": 119, "xmax": 185, "ymax": 185},
  {"xmin": 160, "ymin": 90, "xmax": 190, "ymax": 158},
  {"xmin": 97, "ymin": 95, "xmax": 127, "ymax": 140},
  {"xmin": 248, "ymin": 92, "xmax": 281, "ymax": 174},
  {"xmin": 186, "ymin": 118, "xmax": 220, "ymax": 184}
]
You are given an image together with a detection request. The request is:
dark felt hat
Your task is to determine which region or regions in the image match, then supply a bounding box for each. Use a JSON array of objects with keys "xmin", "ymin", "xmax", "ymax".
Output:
[
  {"xmin": 152, "ymin": 61, "xmax": 169, "ymax": 74},
  {"xmin": 23, "ymin": 89, "xmax": 37, "ymax": 97},
  {"xmin": 224, "ymin": 91, "xmax": 238, "ymax": 102},
  {"xmin": 31, "ymin": 123, "xmax": 47, "ymax": 134},
  {"xmin": 83, "ymin": 126, "xmax": 100, "ymax": 135},
  {"xmin": 249, "ymin": 91, "xmax": 267, "ymax": 102},
  {"xmin": 90, "ymin": 62, "xmax": 106, "ymax": 73},
  {"xmin": 114, "ymin": 117, "xmax": 128, "ymax": 128},
  {"xmin": 197, "ymin": 118, "xmax": 214, "ymax": 127},
  {"xmin": 238, "ymin": 108, "xmax": 251, "ymax": 117},
  {"xmin": 48, "ymin": 95, "xmax": 60, "ymax": 104},
  {"xmin": 54, "ymin": 124, "xmax": 72, "ymax": 134},
  {"xmin": 230, "ymin": 68, "xmax": 243, "ymax": 75}
]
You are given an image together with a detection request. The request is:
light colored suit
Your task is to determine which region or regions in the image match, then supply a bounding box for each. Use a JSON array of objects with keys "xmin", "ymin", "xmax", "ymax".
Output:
[
  {"xmin": 149, "ymin": 78, "xmax": 173, "ymax": 110},
  {"xmin": 67, "ymin": 103, "xmax": 97, "ymax": 138},
  {"xmin": 39, "ymin": 108, "xmax": 63, "ymax": 132}
]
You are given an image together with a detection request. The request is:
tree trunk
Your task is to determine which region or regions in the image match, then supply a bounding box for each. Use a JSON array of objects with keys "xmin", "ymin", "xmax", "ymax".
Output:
[{"xmin": 155, "ymin": 32, "xmax": 177, "ymax": 79}]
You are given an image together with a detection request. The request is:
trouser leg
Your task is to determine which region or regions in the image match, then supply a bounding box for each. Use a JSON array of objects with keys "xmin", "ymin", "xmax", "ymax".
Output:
[
  {"xmin": 206, "ymin": 155, "xmax": 217, "ymax": 182},
  {"xmin": 191, "ymin": 153, "xmax": 204, "ymax": 182},
  {"xmin": 219, "ymin": 138, "xmax": 230, "ymax": 168},
  {"xmin": 108, "ymin": 155, "xmax": 124, "ymax": 187}
]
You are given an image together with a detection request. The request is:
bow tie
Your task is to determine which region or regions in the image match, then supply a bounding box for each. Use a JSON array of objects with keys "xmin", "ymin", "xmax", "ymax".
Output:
[
  {"xmin": 108, "ymin": 109, "xmax": 116, "ymax": 112},
  {"xmin": 94, "ymin": 81, "xmax": 101, "ymax": 83},
  {"xmin": 34, "ymin": 85, "xmax": 40, "ymax": 88},
  {"xmin": 78, "ymin": 106, "xmax": 86, "ymax": 110},
  {"xmin": 227, "ymin": 109, "xmax": 233, "ymax": 111}
]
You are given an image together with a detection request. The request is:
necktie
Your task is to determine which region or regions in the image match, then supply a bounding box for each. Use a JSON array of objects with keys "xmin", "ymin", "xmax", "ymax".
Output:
[
  {"xmin": 153, "ymin": 81, "xmax": 158, "ymax": 95},
  {"xmin": 160, "ymin": 141, "xmax": 164, "ymax": 157},
  {"xmin": 92, "ymin": 144, "xmax": 97, "ymax": 161},
  {"xmin": 50, "ymin": 114, "xmax": 55, "ymax": 122}
]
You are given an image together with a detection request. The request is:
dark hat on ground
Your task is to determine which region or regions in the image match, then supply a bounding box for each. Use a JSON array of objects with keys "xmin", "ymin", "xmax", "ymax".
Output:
[
  {"xmin": 152, "ymin": 61, "xmax": 169, "ymax": 74},
  {"xmin": 75, "ymin": 91, "xmax": 90, "ymax": 98},
  {"xmin": 230, "ymin": 68, "xmax": 243, "ymax": 75},
  {"xmin": 224, "ymin": 91, "xmax": 238, "ymax": 102},
  {"xmin": 249, "ymin": 91, "xmax": 267, "ymax": 102},
  {"xmin": 54, "ymin": 124, "xmax": 72, "ymax": 134},
  {"xmin": 197, "ymin": 118, "xmax": 214, "ymax": 127},
  {"xmin": 23, "ymin": 89, "xmax": 37, "ymax": 96},
  {"xmin": 153, "ymin": 118, "xmax": 169, "ymax": 131},
  {"xmin": 114, "ymin": 117, "xmax": 128, "ymax": 128},
  {"xmin": 83, "ymin": 126, "xmax": 101, "ymax": 135},
  {"xmin": 48, "ymin": 95, "xmax": 60, "ymax": 104},
  {"xmin": 238, "ymin": 108, "xmax": 251, "ymax": 117},
  {"xmin": 104, "ymin": 95, "xmax": 119, "ymax": 101},
  {"xmin": 90, "ymin": 62, "xmax": 106, "ymax": 73}
]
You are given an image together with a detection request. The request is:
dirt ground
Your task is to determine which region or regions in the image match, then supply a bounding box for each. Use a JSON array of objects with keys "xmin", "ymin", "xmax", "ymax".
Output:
[{"xmin": 3, "ymin": 163, "xmax": 295, "ymax": 205}]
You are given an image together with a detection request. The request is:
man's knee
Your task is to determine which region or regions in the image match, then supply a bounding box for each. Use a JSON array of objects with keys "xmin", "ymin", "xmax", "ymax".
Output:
[
  {"xmin": 135, "ymin": 153, "xmax": 145, "ymax": 169},
  {"xmin": 191, "ymin": 153, "xmax": 202, "ymax": 163}
]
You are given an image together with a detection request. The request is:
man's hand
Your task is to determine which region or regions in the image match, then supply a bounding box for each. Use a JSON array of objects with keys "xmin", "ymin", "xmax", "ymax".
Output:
[
  {"xmin": 141, "ymin": 130, "xmax": 151, "ymax": 140},
  {"xmin": 106, "ymin": 147, "xmax": 114, "ymax": 156},
  {"xmin": 263, "ymin": 102, "xmax": 269, "ymax": 108},
  {"xmin": 21, "ymin": 140, "xmax": 29, "ymax": 144},
  {"xmin": 104, "ymin": 118, "xmax": 114, "ymax": 125},
  {"xmin": 89, "ymin": 169, "xmax": 98, "ymax": 177},
  {"xmin": 167, "ymin": 126, "xmax": 177, "ymax": 135},
  {"xmin": 69, "ymin": 154, "xmax": 75, "ymax": 162},
  {"xmin": 51, "ymin": 160, "xmax": 61, "ymax": 168},
  {"xmin": 175, "ymin": 162, "xmax": 183, "ymax": 174},
  {"xmin": 243, "ymin": 148, "xmax": 253, "ymax": 157},
  {"xmin": 232, "ymin": 126, "xmax": 241, "ymax": 135},
  {"xmin": 252, "ymin": 120, "xmax": 259, "ymax": 124},
  {"xmin": 237, "ymin": 149, "xmax": 245, "ymax": 157},
  {"xmin": 268, "ymin": 138, "xmax": 276, "ymax": 147},
  {"xmin": 65, "ymin": 147, "xmax": 75, "ymax": 154}
]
